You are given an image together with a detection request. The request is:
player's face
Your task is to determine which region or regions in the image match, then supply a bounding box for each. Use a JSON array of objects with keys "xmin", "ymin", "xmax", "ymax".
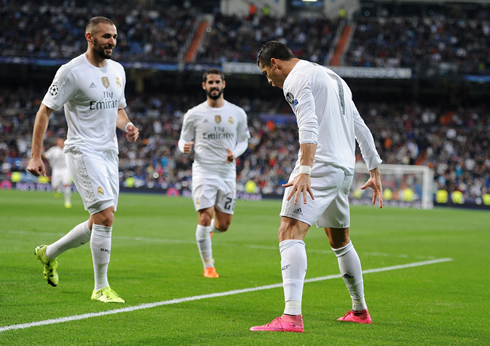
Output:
[
  {"xmin": 92, "ymin": 23, "xmax": 117, "ymax": 60},
  {"xmin": 203, "ymin": 74, "xmax": 225, "ymax": 100},
  {"xmin": 259, "ymin": 60, "xmax": 285, "ymax": 89}
]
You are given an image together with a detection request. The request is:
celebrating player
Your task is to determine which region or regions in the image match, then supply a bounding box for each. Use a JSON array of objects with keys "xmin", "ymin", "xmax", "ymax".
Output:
[
  {"xmin": 178, "ymin": 68, "xmax": 250, "ymax": 278},
  {"xmin": 28, "ymin": 16, "xmax": 139, "ymax": 303},
  {"xmin": 43, "ymin": 138, "xmax": 72, "ymax": 208},
  {"xmin": 250, "ymin": 41, "xmax": 383, "ymax": 332}
]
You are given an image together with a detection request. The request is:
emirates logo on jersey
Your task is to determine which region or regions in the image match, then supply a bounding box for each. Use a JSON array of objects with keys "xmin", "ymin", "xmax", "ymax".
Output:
[
  {"xmin": 228, "ymin": 117, "xmax": 234, "ymax": 124},
  {"xmin": 215, "ymin": 115, "xmax": 221, "ymax": 124},
  {"xmin": 102, "ymin": 77, "xmax": 110, "ymax": 88}
]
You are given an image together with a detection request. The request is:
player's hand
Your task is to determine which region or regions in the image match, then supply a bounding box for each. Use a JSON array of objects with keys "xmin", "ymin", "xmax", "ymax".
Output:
[
  {"xmin": 126, "ymin": 123, "xmax": 139, "ymax": 143},
  {"xmin": 283, "ymin": 173, "xmax": 315, "ymax": 205},
  {"xmin": 183, "ymin": 141, "xmax": 194, "ymax": 154},
  {"xmin": 226, "ymin": 148, "xmax": 235, "ymax": 163},
  {"xmin": 361, "ymin": 167, "xmax": 383, "ymax": 208},
  {"xmin": 27, "ymin": 157, "xmax": 46, "ymax": 177}
]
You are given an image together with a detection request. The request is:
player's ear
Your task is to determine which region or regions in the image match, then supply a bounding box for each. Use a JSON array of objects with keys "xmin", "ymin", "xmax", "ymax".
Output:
[
  {"xmin": 270, "ymin": 58, "xmax": 277, "ymax": 69},
  {"xmin": 202, "ymin": 82, "xmax": 206, "ymax": 90},
  {"xmin": 86, "ymin": 32, "xmax": 93, "ymax": 43},
  {"xmin": 222, "ymin": 80, "xmax": 226, "ymax": 89}
]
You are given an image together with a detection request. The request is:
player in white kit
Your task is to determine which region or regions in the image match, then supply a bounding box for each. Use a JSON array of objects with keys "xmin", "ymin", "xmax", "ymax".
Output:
[
  {"xmin": 28, "ymin": 17, "xmax": 139, "ymax": 303},
  {"xmin": 178, "ymin": 68, "xmax": 250, "ymax": 278},
  {"xmin": 251, "ymin": 41, "xmax": 383, "ymax": 332},
  {"xmin": 43, "ymin": 138, "xmax": 72, "ymax": 208}
]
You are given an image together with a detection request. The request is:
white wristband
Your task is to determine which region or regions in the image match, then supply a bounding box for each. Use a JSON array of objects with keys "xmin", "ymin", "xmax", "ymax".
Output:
[
  {"xmin": 298, "ymin": 165, "xmax": 312, "ymax": 175},
  {"xmin": 124, "ymin": 122, "xmax": 134, "ymax": 132}
]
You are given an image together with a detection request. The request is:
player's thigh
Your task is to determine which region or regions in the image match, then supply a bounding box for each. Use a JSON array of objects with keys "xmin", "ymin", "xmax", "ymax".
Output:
[
  {"xmin": 316, "ymin": 174, "xmax": 353, "ymax": 229},
  {"xmin": 65, "ymin": 148, "xmax": 117, "ymax": 214},
  {"xmin": 281, "ymin": 164, "xmax": 345, "ymax": 226},
  {"xmin": 215, "ymin": 180, "xmax": 236, "ymax": 215},
  {"xmin": 192, "ymin": 183, "xmax": 218, "ymax": 212}
]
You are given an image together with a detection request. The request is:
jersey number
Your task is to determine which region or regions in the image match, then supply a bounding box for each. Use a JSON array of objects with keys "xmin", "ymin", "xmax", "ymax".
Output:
[
  {"xmin": 328, "ymin": 73, "xmax": 346, "ymax": 115},
  {"xmin": 224, "ymin": 197, "xmax": 235, "ymax": 211}
]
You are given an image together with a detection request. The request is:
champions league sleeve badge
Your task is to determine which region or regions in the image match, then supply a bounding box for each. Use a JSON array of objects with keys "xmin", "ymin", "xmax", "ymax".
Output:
[
  {"xmin": 49, "ymin": 84, "xmax": 59, "ymax": 96},
  {"xmin": 286, "ymin": 92, "xmax": 295, "ymax": 106}
]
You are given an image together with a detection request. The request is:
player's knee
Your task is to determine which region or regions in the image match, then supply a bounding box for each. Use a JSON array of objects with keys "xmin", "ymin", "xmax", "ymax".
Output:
[
  {"xmin": 94, "ymin": 209, "xmax": 114, "ymax": 227},
  {"xmin": 216, "ymin": 221, "xmax": 230, "ymax": 232}
]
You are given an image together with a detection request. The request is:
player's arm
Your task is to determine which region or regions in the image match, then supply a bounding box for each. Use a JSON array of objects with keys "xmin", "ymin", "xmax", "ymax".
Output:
[
  {"xmin": 116, "ymin": 108, "xmax": 139, "ymax": 143},
  {"xmin": 178, "ymin": 111, "xmax": 195, "ymax": 154},
  {"xmin": 27, "ymin": 104, "xmax": 54, "ymax": 176},
  {"xmin": 352, "ymin": 101, "xmax": 383, "ymax": 208},
  {"xmin": 226, "ymin": 112, "xmax": 250, "ymax": 162},
  {"xmin": 283, "ymin": 78, "xmax": 318, "ymax": 204}
]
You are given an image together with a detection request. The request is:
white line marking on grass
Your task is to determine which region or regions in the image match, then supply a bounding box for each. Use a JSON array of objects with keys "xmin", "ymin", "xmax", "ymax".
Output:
[
  {"xmin": 0, "ymin": 258, "xmax": 453, "ymax": 333},
  {"xmin": 4, "ymin": 230, "xmax": 426, "ymax": 259}
]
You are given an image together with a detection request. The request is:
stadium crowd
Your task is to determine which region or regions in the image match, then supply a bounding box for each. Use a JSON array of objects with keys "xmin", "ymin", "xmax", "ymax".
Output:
[
  {"xmin": 1, "ymin": 86, "xmax": 489, "ymax": 204},
  {"xmin": 344, "ymin": 15, "xmax": 490, "ymax": 74},
  {"xmin": 2, "ymin": 2, "xmax": 489, "ymax": 73},
  {"xmin": 0, "ymin": 2, "xmax": 199, "ymax": 62}
]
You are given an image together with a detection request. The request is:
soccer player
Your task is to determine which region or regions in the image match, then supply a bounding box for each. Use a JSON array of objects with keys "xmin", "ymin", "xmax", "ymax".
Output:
[
  {"xmin": 43, "ymin": 138, "xmax": 72, "ymax": 208},
  {"xmin": 250, "ymin": 41, "xmax": 383, "ymax": 332},
  {"xmin": 178, "ymin": 68, "xmax": 250, "ymax": 278},
  {"xmin": 27, "ymin": 16, "xmax": 139, "ymax": 303}
]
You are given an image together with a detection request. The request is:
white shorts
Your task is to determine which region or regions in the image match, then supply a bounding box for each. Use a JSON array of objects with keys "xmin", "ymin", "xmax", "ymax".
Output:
[
  {"xmin": 65, "ymin": 147, "xmax": 119, "ymax": 215},
  {"xmin": 280, "ymin": 163, "xmax": 353, "ymax": 228},
  {"xmin": 51, "ymin": 168, "xmax": 71, "ymax": 189},
  {"xmin": 192, "ymin": 179, "xmax": 236, "ymax": 214}
]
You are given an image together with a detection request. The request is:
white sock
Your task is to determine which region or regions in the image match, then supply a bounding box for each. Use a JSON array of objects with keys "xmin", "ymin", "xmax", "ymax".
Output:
[
  {"xmin": 91, "ymin": 224, "xmax": 112, "ymax": 291},
  {"xmin": 333, "ymin": 241, "xmax": 368, "ymax": 311},
  {"xmin": 64, "ymin": 186, "xmax": 71, "ymax": 204},
  {"xmin": 45, "ymin": 221, "xmax": 91, "ymax": 259},
  {"xmin": 280, "ymin": 239, "xmax": 307, "ymax": 316},
  {"xmin": 210, "ymin": 219, "xmax": 224, "ymax": 233},
  {"xmin": 196, "ymin": 224, "xmax": 213, "ymax": 268}
]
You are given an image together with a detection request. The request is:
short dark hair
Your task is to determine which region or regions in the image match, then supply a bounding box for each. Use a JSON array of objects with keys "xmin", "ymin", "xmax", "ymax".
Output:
[
  {"xmin": 257, "ymin": 41, "xmax": 296, "ymax": 67},
  {"xmin": 86, "ymin": 16, "xmax": 115, "ymax": 34},
  {"xmin": 202, "ymin": 68, "xmax": 225, "ymax": 83}
]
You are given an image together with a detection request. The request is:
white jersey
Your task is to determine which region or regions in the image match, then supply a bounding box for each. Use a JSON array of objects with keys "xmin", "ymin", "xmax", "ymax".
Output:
[
  {"xmin": 44, "ymin": 146, "xmax": 67, "ymax": 171},
  {"xmin": 283, "ymin": 60, "xmax": 381, "ymax": 174},
  {"xmin": 42, "ymin": 54, "xmax": 127, "ymax": 153},
  {"xmin": 179, "ymin": 100, "xmax": 250, "ymax": 183}
]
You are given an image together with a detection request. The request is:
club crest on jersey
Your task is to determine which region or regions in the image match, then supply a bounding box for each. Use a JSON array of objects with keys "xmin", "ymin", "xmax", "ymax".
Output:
[
  {"xmin": 102, "ymin": 77, "xmax": 110, "ymax": 88},
  {"xmin": 116, "ymin": 77, "xmax": 122, "ymax": 87},
  {"xmin": 215, "ymin": 115, "xmax": 221, "ymax": 124},
  {"xmin": 49, "ymin": 84, "xmax": 59, "ymax": 96},
  {"xmin": 195, "ymin": 198, "xmax": 200, "ymax": 205},
  {"xmin": 228, "ymin": 117, "xmax": 234, "ymax": 124},
  {"xmin": 97, "ymin": 187, "xmax": 105, "ymax": 196}
]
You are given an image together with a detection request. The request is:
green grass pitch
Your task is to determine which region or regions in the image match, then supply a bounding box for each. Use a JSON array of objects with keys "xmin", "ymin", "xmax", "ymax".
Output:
[{"xmin": 0, "ymin": 189, "xmax": 489, "ymax": 345}]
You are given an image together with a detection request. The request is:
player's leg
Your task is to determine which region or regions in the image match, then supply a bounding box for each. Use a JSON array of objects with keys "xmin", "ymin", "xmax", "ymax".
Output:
[
  {"xmin": 193, "ymin": 183, "xmax": 220, "ymax": 277},
  {"xmin": 211, "ymin": 181, "xmax": 236, "ymax": 233},
  {"xmin": 51, "ymin": 171, "xmax": 61, "ymax": 198},
  {"xmin": 62, "ymin": 169, "xmax": 72, "ymax": 208},
  {"xmin": 321, "ymin": 173, "xmax": 372, "ymax": 324},
  {"xmin": 210, "ymin": 209, "xmax": 232, "ymax": 233},
  {"xmin": 250, "ymin": 216, "xmax": 309, "ymax": 332},
  {"xmin": 87, "ymin": 150, "xmax": 123, "ymax": 303},
  {"xmin": 196, "ymin": 206, "xmax": 218, "ymax": 277},
  {"xmin": 34, "ymin": 151, "xmax": 92, "ymax": 287}
]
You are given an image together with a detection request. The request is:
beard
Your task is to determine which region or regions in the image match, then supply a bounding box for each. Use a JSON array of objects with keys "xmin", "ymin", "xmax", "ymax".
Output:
[
  {"xmin": 93, "ymin": 38, "xmax": 114, "ymax": 59},
  {"xmin": 206, "ymin": 88, "xmax": 223, "ymax": 100}
]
